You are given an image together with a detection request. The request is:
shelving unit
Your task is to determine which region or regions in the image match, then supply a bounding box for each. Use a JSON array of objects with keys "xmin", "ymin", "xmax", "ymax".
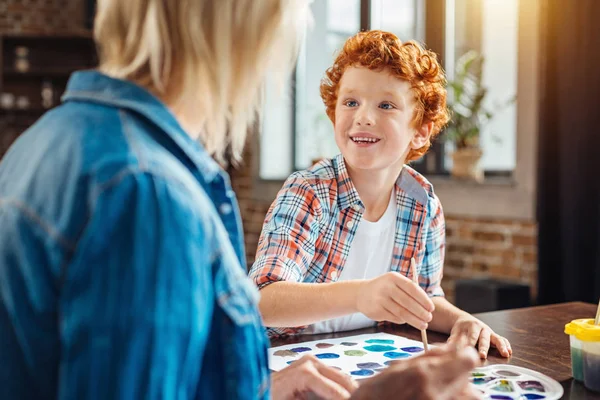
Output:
[{"xmin": 0, "ymin": 32, "xmax": 97, "ymax": 159}]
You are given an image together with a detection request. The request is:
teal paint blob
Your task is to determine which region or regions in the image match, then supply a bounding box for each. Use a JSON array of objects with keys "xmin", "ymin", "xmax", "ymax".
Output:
[
  {"xmin": 315, "ymin": 353, "xmax": 340, "ymax": 359},
  {"xmin": 351, "ymin": 369, "xmax": 375, "ymax": 376},
  {"xmin": 383, "ymin": 351, "xmax": 410, "ymax": 359},
  {"xmin": 364, "ymin": 345, "xmax": 396, "ymax": 352},
  {"xmin": 365, "ymin": 339, "xmax": 395, "ymax": 344}
]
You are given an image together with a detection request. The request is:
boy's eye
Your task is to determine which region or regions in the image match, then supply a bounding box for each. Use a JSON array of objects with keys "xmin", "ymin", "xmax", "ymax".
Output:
[
  {"xmin": 344, "ymin": 99, "xmax": 359, "ymax": 107},
  {"xmin": 379, "ymin": 102, "xmax": 395, "ymax": 110}
]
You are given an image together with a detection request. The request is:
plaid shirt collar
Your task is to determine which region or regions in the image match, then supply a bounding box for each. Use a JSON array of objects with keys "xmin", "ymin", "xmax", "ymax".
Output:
[{"xmin": 333, "ymin": 153, "xmax": 429, "ymax": 211}]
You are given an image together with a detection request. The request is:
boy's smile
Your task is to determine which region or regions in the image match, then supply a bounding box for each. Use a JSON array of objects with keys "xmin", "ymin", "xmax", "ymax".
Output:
[{"xmin": 333, "ymin": 66, "xmax": 430, "ymax": 174}]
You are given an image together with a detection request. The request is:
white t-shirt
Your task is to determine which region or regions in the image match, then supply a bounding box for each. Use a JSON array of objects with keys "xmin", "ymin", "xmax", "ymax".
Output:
[{"xmin": 307, "ymin": 190, "xmax": 397, "ymax": 334}]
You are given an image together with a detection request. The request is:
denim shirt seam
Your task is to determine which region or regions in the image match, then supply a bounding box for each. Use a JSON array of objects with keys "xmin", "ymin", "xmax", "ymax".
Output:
[
  {"xmin": 119, "ymin": 109, "xmax": 148, "ymax": 170},
  {"xmin": 0, "ymin": 197, "xmax": 77, "ymax": 253}
]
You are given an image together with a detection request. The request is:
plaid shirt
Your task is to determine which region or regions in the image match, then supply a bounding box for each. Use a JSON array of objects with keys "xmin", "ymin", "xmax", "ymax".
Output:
[{"xmin": 249, "ymin": 154, "xmax": 445, "ymax": 336}]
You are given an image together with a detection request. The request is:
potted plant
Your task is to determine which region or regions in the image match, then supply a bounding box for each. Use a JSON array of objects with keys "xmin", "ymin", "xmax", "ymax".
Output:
[{"xmin": 445, "ymin": 50, "xmax": 511, "ymax": 182}]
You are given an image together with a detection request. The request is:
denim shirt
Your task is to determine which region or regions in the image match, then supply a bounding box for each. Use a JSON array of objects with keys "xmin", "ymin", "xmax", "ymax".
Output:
[{"xmin": 0, "ymin": 71, "xmax": 270, "ymax": 400}]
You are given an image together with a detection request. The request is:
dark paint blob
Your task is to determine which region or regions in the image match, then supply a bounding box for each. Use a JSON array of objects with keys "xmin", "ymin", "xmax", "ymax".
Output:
[
  {"xmin": 400, "ymin": 347, "xmax": 423, "ymax": 353},
  {"xmin": 357, "ymin": 362, "xmax": 382, "ymax": 369},
  {"xmin": 290, "ymin": 347, "xmax": 312, "ymax": 353}
]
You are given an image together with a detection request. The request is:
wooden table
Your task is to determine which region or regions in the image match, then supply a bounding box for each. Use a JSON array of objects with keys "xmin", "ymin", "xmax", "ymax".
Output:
[{"xmin": 271, "ymin": 302, "xmax": 599, "ymax": 399}]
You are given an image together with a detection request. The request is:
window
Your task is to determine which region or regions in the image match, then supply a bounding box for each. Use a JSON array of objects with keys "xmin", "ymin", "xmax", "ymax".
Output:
[{"xmin": 259, "ymin": 0, "xmax": 517, "ymax": 180}]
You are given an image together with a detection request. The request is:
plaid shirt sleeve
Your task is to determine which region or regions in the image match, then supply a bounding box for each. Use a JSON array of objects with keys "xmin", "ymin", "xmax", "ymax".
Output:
[
  {"xmin": 420, "ymin": 192, "xmax": 446, "ymax": 297},
  {"xmin": 249, "ymin": 173, "xmax": 322, "ymax": 289}
]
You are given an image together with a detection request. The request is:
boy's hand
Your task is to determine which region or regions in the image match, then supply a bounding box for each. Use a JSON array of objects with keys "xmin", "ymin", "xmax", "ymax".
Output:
[
  {"xmin": 356, "ymin": 272, "xmax": 435, "ymax": 330},
  {"xmin": 447, "ymin": 316, "xmax": 513, "ymax": 358}
]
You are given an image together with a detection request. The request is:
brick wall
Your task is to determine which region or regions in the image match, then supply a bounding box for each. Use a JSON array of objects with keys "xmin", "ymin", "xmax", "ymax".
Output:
[
  {"xmin": 0, "ymin": 0, "xmax": 85, "ymax": 34},
  {"xmin": 232, "ymin": 144, "xmax": 538, "ymax": 304}
]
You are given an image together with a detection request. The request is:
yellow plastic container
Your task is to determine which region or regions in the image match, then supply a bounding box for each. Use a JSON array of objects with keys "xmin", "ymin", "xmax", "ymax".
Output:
[
  {"xmin": 565, "ymin": 319, "xmax": 587, "ymax": 382},
  {"xmin": 574, "ymin": 319, "xmax": 600, "ymax": 393}
]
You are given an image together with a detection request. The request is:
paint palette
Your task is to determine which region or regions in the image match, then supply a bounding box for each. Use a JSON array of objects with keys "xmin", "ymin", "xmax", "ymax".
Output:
[
  {"xmin": 471, "ymin": 364, "xmax": 563, "ymax": 400},
  {"xmin": 269, "ymin": 332, "xmax": 427, "ymax": 376},
  {"xmin": 269, "ymin": 333, "xmax": 564, "ymax": 400}
]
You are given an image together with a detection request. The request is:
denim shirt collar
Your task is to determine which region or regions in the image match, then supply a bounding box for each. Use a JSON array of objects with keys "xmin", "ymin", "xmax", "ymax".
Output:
[{"xmin": 62, "ymin": 70, "xmax": 222, "ymax": 182}]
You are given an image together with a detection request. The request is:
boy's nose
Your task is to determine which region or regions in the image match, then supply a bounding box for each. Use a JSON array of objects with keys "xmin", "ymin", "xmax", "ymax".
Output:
[{"xmin": 355, "ymin": 110, "xmax": 375, "ymax": 126}]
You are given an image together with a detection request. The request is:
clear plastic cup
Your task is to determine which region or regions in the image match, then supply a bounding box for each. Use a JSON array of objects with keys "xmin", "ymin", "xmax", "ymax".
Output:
[
  {"xmin": 565, "ymin": 319, "xmax": 587, "ymax": 382},
  {"xmin": 576, "ymin": 319, "xmax": 600, "ymax": 393}
]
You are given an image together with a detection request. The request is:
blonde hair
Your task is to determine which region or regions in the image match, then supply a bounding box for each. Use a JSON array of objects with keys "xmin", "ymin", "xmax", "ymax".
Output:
[{"xmin": 94, "ymin": 0, "xmax": 308, "ymax": 162}]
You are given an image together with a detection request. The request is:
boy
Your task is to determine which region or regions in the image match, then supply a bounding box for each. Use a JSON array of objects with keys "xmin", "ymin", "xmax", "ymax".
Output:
[{"xmin": 249, "ymin": 30, "xmax": 511, "ymax": 359}]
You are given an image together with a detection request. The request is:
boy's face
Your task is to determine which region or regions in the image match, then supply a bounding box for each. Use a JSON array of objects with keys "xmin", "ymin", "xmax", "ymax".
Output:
[{"xmin": 333, "ymin": 66, "xmax": 431, "ymax": 174}]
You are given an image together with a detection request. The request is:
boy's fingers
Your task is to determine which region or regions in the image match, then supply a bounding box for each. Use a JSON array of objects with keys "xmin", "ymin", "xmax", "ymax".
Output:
[
  {"xmin": 477, "ymin": 330, "xmax": 491, "ymax": 359},
  {"xmin": 384, "ymin": 297, "xmax": 429, "ymax": 330},
  {"xmin": 389, "ymin": 272, "xmax": 435, "ymax": 312}
]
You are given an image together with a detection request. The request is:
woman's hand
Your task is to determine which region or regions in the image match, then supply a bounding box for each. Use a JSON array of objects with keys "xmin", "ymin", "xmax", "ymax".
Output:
[{"xmin": 271, "ymin": 354, "xmax": 358, "ymax": 399}]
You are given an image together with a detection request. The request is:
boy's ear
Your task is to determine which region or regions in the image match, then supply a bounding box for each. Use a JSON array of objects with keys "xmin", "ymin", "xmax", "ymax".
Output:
[{"xmin": 411, "ymin": 121, "xmax": 434, "ymax": 149}]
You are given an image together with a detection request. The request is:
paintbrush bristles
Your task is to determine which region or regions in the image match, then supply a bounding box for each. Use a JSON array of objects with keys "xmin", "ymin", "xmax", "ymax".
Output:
[{"xmin": 410, "ymin": 257, "xmax": 429, "ymax": 352}]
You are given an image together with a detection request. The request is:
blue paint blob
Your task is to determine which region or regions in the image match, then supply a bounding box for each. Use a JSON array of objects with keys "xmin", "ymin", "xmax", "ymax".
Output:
[
  {"xmin": 315, "ymin": 353, "xmax": 340, "ymax": 359},
  {"xmin": 384, "ymin": 360, "xmax": 394, "ymax": 366},
  {"xmin": 400, "ymin": 346, "xmax": 424, "ymax": 353},
  {"xmin": 522, "ymin": 395, "xmax": 545, "ymax": 400},
  {"xmin": 364, "ymin": 345, "xmax": 396, "ymax": 352},
  {"xmin": 383, "ymin": 351, "xmax": 410, "ymax": 359},
  {"xmin": 350, "ymin": 369, "xmax": 375, "ymax": 376},
  {"xmin": 291, "ymin": 347, "xmax": 312, "ymax": 353},
  {"xmin": 357, "ymin": 362, "xmax": 382, "ymax": 369},
  {"xmin": 365, "ymin": 339, "xmax": 395, "ymax": 344},
  {"xmin": 286, "ymin": 361, "xmax": 295, "ymax": 365}
]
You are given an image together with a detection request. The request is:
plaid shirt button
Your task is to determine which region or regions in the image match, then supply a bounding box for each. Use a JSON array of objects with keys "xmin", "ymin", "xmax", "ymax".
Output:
[{"xmin": 346, "ymin": 220, "xmax": 354, "ymax": 229}]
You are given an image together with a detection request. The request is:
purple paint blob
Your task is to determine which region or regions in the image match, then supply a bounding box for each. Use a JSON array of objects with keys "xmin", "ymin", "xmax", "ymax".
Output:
[
  {"xmin": 490, "ymin": 396, "xmax": 513, "ymax": 400},
  {"xmin": 350, "ymin": 369, "xmax": 375, "ymax": 376},
  {"xmin": 291, "ymin": 347, "xmax": 312, "ymax": 353},
  {"xmin": 315, "ymin": 353, "xmax": 340, "ymax": 359},
  {"xmin": 364, "ymin": 345, "xmax": 396, "ymax": 352},
  {"xmin": 383, "ymin": 351, "xmax": 410, "ymax": 359},
  {"xmin": 522, "ymin": 394, "xmax": 546, "ymax": 399},
  {"xmin": 517, "ymin": 380, "xmax": 545, "ymax": 392},
  {"xmin": 357, "ymin": 362, "xmax": 382, "ymax": 369},
  {"xmin": 400, "ymin": 346, "xmax": 423, "ymax": 353}
]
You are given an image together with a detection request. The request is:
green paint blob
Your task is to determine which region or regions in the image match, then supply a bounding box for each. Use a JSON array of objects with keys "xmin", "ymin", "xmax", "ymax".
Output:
[{"xmin": 345, "ymin": 350, "xmax": 367, "ymax": 357}]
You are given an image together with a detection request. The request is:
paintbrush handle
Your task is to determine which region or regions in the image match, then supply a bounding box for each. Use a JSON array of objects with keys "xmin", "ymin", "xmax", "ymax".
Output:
[
  {"xmin": 411, "ymin": 257, "xmax": 429, "ymax": 352},
  {"xmin": 595, "ymin": 298, "xmax": 600, "ymax": 325}
]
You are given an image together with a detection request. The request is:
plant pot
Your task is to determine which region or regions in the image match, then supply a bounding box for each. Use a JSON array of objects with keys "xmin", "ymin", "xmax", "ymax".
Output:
[{"xmin": 450, "ymin": 147, "xmax": 484, "ymax": 182}]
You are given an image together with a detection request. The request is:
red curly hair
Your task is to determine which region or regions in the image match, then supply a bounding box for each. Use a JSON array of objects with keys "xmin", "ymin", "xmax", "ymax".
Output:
[{"xmin": 320, "ymin": 30, "xmax": 450, "ymax": 162}]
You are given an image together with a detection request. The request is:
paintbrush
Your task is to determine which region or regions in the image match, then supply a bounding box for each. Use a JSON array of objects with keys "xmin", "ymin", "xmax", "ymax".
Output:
[
  {"xmin": 595, "ymin": 298, "xmax": 600, "ymax": 325},
  {"xmin": 411, "ymin": 257, "xmax": 429, "ymax": 352}
]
